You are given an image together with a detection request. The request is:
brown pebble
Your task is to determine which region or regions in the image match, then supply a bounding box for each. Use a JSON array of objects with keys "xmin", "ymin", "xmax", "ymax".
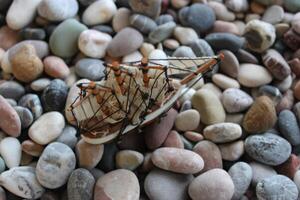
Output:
[
  {"xmin": 184, "ymin": 131, "xmax": 204, "ymax": 142},
  {"xmin": 275, "ymin": 154, "xmax": 300, "ymax": 179},
  {"xmin": 44, "ymin": 56, "xmax": 70, "ymax": 79},
  {"xmin": 21, "ymin": 139, "xmax": 44, "ymax": 157},
  {"xmin": 219, "ymin": 50, "xmax": 240, "ymax": 78},
  {"xmin": 243, "ymin": 96, "xmax": 277, "ymax": 133},
  {"xmin": 0, "ymin": 26, "xmax": 20, "ymax": 50},
  {"xmin": 289, "ymin": 58, "xmax": 300, "ymax": 77},
  {"xmin": 11, "ymin": 44, "xmax": 44, "ymax": 83},
  {"xmin": 283, "ymin": 28, "xmax": 300, "ymax": 51},
  {"xmin": 163, "ymin": 130, "xmax": 184, "ymax": 149},
  {"xmin": 293, "ymin": 80, "xmax": 300, "ymax": 100},
  {"xmin": 250, "ymin": 1, "xmax": 266, "ymax": 14}
]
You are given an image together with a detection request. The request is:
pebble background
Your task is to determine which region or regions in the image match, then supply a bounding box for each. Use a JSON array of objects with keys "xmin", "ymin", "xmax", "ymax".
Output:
[{"xmin": 1, "ymin": 0, "xmax": 300, "ymax": 199}]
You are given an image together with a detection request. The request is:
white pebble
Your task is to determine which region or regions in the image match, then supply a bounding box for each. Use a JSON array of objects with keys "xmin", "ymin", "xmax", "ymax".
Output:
[{"xmin": 0, "ymin": 137, "xmax": 21, "ymax": 168}]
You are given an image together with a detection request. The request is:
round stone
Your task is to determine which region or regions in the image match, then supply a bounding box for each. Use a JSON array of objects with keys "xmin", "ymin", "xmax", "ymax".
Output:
[
  {"xmin": 250, "ymin": 162, "xmax": 277, "ymax": 186},
  {"xmin": 144, "ymin": 169, "xmax": 193, "ymax": 200},
  {"xmin": 14, "ymin": 106, "xmax": 33, "ymax": 129},
  {"xmin": 9, "ymin": 40, "xmax": 49, "ymax": 59},
  {"xmin": 221, "ymin": 88, "xmax": 253, "ymax": 113},
  {"xmin": 212, "ymin": 20, "xmax": 240, "ymax": 35},
  {"xmin": 225, "ymin": 0, "xmax": 249, "ymax": 12},
  {"xmin": 179, "ymin": 3, "xmax": 215, "ymax": 34},
  {"xmin": 43, "ymin": 56, "xmax": 70, "ymax": 79},
  {"xmin": 55, "ymin": 125, "xmax": 78, "ymax": 149},
  {"xmin": 75, "ymin": 139, "xmax": 104, "ymax": 169},
  {"xmin": 94, "ymin": 169, "xmax": 140, "ymax": 200},
  {"xmin": 116, "ymin": 150, "xmax": 144, "ymax": 171},
  {"xmin": 78, "ymin": 29, "xmax": 112, "ymax": 58},
  {"xmin": 82, "ymin": 0, "xmax": 117, "ymax": 26},
  {"xmin": 284, "ymin": 0, "xmax": 300, "ymax": 13},
  {"xmin": 151, "ymin": 147, "xmax": 204, "ymax": 174},
  {"xmin": 113, "ymin": 8, "xmax": 131, "ymax": 32},
  {"xmin": 172, "ymin": 46, "xmax": 196, "ymax": 57},
  {"xmin": 75, "ymin": 59, "xmax": 105, "ymax": 81},
  {"xmin": 173, "ymin": 26, "xmax": 198, "ymax": 45},
  {"xmin": 204, "ymin": 122, "xmax": 242, "ymax": 143},
  {"xmin": 242, "ymin": 96, "xmax": 277, "ymax": 134},
  {"xmin": 193, "ymin": 140, "xmax": 222, "ymax": 172},
  {"xmin": 130, "ymin": 14, "xmax": 157, "ymax": 35},
  {"xmin": 190, "ymin": 39, "xmax": 214, "ymax": 57},
  {"xmin": 0, "ymin": 95, "xmax": 21, "ymax": 137},
  {"xmin": 18, "ymin": 94, "xmax": 43, "ymax": 119},
  {"xmin": 262, "ymin": 5, "xmax": 284, "ymax": 24},
  {"xmin": 0, "ymin": 26, "xmax": 20, "ymax": 50},
  {"xmin": 245, "ymin": 133, "xmax": 291, "ymax": 166},
  {"xmin": 278, "ymin": 110, "xmax": 300, "ymax": 146},
  {"xmin": 11, "ymin": 44, "xmax": 43, "ymax": 83},
  {"xmin": 37, "ymin": 0, "xmax": 79, "ymax": 21},
  {"xmin": 41, "ymin": 79, "xmax": 68, "ymax": 112},
  {"xmin": 219, "ymin": 50, "xmax": 240, "ymax": 78},
  {"xmin": 175, "ymin": 109, "xmax": 200, "ymax": 131},
  {"xmin": 29, "ymin": 112, "xmax": 65, "ymax": 145},
  {"xmin": 191, "ymin": 89, "xmax": 226, "ymax": 125},
  {"xmin": 256, "ymin": 175, "xmax": 298, "ymax": 200},
  {"xmin": 67, "ymin": 168, "xmax": 95, "ymax": 200},
  {"xmin": 0, "ymin": 81, "xmax": 24, "ymax": 101},
  {"xmin": 205, "ymin": 33, "xmax": 244, "ymax": 52},
  {"xmin": 129, "ymin": 0, "xmax": 161, "ymax": 19},
  {"xmin": 218, "ymin": 140, "xmax": 244, "ymax": 161},
  {"xmin": 148, "ymin": 21, "xmax": 176, "ymax": 44},
  {"xmin": 238, "ymin": 64, "xmax": 273, "ymax": 87},
  {"xmin": 212, "ymin": 73, "xmax": 240, "ymax": 89},
  {"xmin": 107, "ymin": 27, "xmax": 143, "ymax": 57},
  {"xmin": 36, "ymin": 142, "xmax": 76, "ymax": 189},
  {"xmin": 188, "ymin": 169, "xmax": 234, "ymax": 200},
  {"xmin": 21, "ymin": 140, "xmax": 44, "ymax": 157},
  {"xmin": 208, "ymin": 1, "xmax": 235, "ymax": 21},
  {"xmin": 244, "ymin": 19, "xmax": 276, "ymax": 53},
  {"xmin": 0, "ymin": 137, "xmax": 21, "ymax": 168},
  {"xmin": 0, "ymin": 166, "xmax": 45, "ymax": 199},
  {"xmin": 163, "ymin": 130, "xmax": 184, "ymax": 149},
  {"xmin": 49, "ymin": 19, "xmax": 88, "ymax": 58}
]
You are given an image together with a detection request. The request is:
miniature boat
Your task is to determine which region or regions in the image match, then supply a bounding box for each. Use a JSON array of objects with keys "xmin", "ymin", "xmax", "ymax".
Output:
[{"xmin": 69, "ymin": 54, "xmax": 224, "ymax": 144}]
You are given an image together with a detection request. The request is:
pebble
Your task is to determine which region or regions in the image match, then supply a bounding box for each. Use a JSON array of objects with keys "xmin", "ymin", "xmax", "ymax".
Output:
[
  {"xmin": 175, "ymin": 109, "xmax": 200, "ymax": 131},
  {"xmin": 113, "ymin": 8, "xmax": 131, "ymax": 32},
  {"xmin": 129, "ymin": 0, "xmax": 161, "ymax": 19},
  {"xmin": 20, "ymin": 28, "xmax": 46, "ymax": 40},
  {"xmin": 219, "ymin": 140, "xmax": 244, "ymax": 161},
  {"xmin": 258, "ymin": 85, "xmax": 283, "ymax": 104},
  {"xmin": 188, "ymin": 169, "xmax": 234, "ymax": 200},
  {"xmin": 173, "ymin": 26, "xmax": 198, "ymax": 45},
  {"xmin": 55, "ymin": 125, "xmax": 77, "ymax": 149},
  {"xmin": 155, "ymin": 14, "xmax": 174, "ymax": 25},
  {"xmin": 78, "ymin": 29, "xmax": 112, "ymax": 58},
  {"xmin": 244, "ymin": 19, "xmax": 276, "ymax": 52},
  {"xmin": 191, "ymin": 89, "xmax": 226, "ymax": 125},
  {"xmin": 284, "ymin": 0, "xmax": 300, "ymax": 13},
  {"xmin": 0, "ymin": 95, "xmax": 21, "ymax": 137},
  {"xmin": 212, "ymin": 73, "xmax": 240, "ymax": 89},
  {"xmin": 82, "ymin": 0, "xmax": 117, "ymax": 26},
  {"xmin": 14, "ymin": 106, "xmax": 33, "ymax": 129},
  {"xmin": 163, "ymin": 130, "xmax": 184, "ymax": 149},
  {"xmin": 179, "ymin": 3, "xmax": 215, "ymax": 34},
  {"xmin": 275, "ymin": 154, "xmax": 300, "ymax": 179},
  {"xmin": 130, "ymin": 14, "xmax": 157, "ymax": 35},
  {"xmin": 0, "ymin": 137, "xmax": 21, "ymax": 169},
  {"xmin": 278, "ymin": 110, "xmax": 300, "ymax": 146},
  {"xmin": 238, "ymin": 64, "xmax": 273, "ymax": 87},
  {"xmin": 208, "ymin": 1, "xmax": 235, "ymax": 22},
  {"xmin": 190, "ymin": 39, "xmax": 214, "ymax": 57},
  {"xmin": 152, "ymin": 147, "xmax": 204, "ymax": 174},
  {"xmin": 11, "ymin": 44, "xmax": 43, "ymax": 83},
  {"xmin": 0, "ymin": 81, "xmax": 24, "ymax": 101},
  {"xmin": 256, "ymin": 175, "xmax": 298, "ymax": 200},
  {"xmin": 98, "ymin": 143, "xmax": 119, "ymax": 172},
  {"xmin": 243, "ymin": 96, "xmax": 277, "ymax": 133},
  {"xmin": 75, "ymin": 139, "xmax": 104, "ymax": 169},
  {"xmin": 0, "ymin": 26, "xmax": 20, "ymax": 50},
  {"xmin": 225, "ymin": 0, "xmax": 249, "ymax": 12},
  {"xmin": 37, "ymin": 0, "xmax": 79, "ymax": 21},
  {"xmin": 172, "ymin": 46, "xmax": 196, "ymax": 57},
  {"xmin": 0, "ymin": 166, "xmax": 45, "ymax": 199},
  {"xmin": 9, "ymin": 40, "xmax": 49, "ymax": 59},
  {"xmin": 29, "ymin": 112, "xmax": 65, "ymax": 145},
  {"xmin": 122, "ymin": 50, "xmax": 143, "ymax": 63},
  {"xmin": 18, "ymin": 94, "xmax": 43, "ymax": 119},
  {"xmin": 236, "ymin": 48, "xmax": 259, "ymax": 64},
  {"xmin": 49, "ymin": 19, "xmax": 88, "ymax": 58},
  {"xmin": 0, "ymin": 157, "xmax": 5, "ymax": 174},
  {"xmin": 144, "ymin": 169, "xmax": 193, "ymax": 200},
  {"xmin": 212, "ymin": 20, "xmax": 240, "ymax": 35},
  {"xmin": 21, "ymin": 140, "xmax": 44, "ymax": 157},
  {"xmin": 245, "ymin": 133, "xmax": 291, "ymax": 166},
  {"xmin": 148, "ymin": 21, "xmax": 176, "ymax": 44},
  {"xmin": 203, "ymin": 122, "xmax": 242, "ymax": 143},
  {"xmin": 75, "ymin": 59, "xmax": 105, "ymax": 81},
  {"xmin": 262, "ymin": 5, "xmax": 284, "ymax": 24},
  {"xmin": 184, "ymin": 131, "xmax": 204, "ymax": 142},
  {"xmin": 144, "ymin": 108, "xmax": 177, "ymax": 150},
  {"xmin": 36, "ymin": 142, "xmax": 76, "ymax": 189},
  {"xmin": 94, "ymin": 169, "xmax": 140, "ymax": 200},
  {"xmin": 163, "ymin": 39, "xmax": 180, "ymax": 50},
  {"xmin": 43, "ymin": 56, "xmax": 70, "ymax": 79},
  {"xmin": 228, "ymin": 162, "xmax": 253, "ymax": 200},
  {"xmin": 107, "ymin": 27, "xmax": 143, "ymax": 57},
  {"xmin": 171, "ymin": 0, "xmax": 190, "ymax": 9},
  {"xmin": 116, "ymin": 150, "xmax": 144, "ymax": 170},
  {"xmin": 221, "ymin": 88, "xmax": 253, "ymax": 113},
  {"xmin": 67, "ymin": 168, "xmax": 95, "ymax": 200},
  {"xmin": 6, "ymin": 0, "xmax": 42, "ymax": 30},
  {"xmin": 193, "ymin": 140, "xmax": 223, "ymax": 172},
  {"xmin": 41, "ymin": 79, "xmax": 68, "ymax": 112},
  {"xmin": 205, "ymin": 33, "xmax": 244, "ymax": 52},
  {"xmin": 250, "ymin": 162, "xmax": 277, "ymax": 186},
  {"xmin": 262, "ymin": 49, "xmax": 291, "ymax": 80}
]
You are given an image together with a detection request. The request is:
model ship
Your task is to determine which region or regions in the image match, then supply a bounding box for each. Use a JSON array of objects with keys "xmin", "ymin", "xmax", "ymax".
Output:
[{"xmin": 69, "ymin": 54, "xmax": 224, "ymax": 144}]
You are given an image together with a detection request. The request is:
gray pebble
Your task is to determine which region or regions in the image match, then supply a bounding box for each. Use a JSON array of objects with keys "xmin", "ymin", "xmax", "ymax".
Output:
[
  {"xmin": 262, "ymin": 5, "xmax": 284, "ymax": 24},
  {"xmin": 236, "ymin": 49, "xmax": 259, "ymax": 64},
  {"xmin": 155, "ymin": 14, "xmax": 174, "ymax": 25},
  {"xmin": 55, "ymin": 125, "xmax": 78, "ymax": 149},
  {"xmin": 172, "ymin": 46, "xmax": 196, "ymax": 57},
  {"xmin": 130, "ymin": 14, "xmax": 157, "ymax": 35},
  {"xmin": 67, "ymin": 168, "xmax": 95, "ymax": 200},
  {"xmin": 14, "ymin": 106, "xmax": 33, "ymax": 129},
  {"xmin": 30, "ymin": 78, "xmax": 51, "ymax": 92},
  {"xmin": 40, "ymin": 190, "xmax": 60, "ymax": 200},
  {"xmin": 258, "ymin": 85, "xmax": 282, "ymax": 104},
  {"xmin": 92, "ymin": 25, "xmax": 114, "ymax": 35},
  {"xmin": 41, "ymin": 79, "xmax": 68, "ymax": 112},
  {"xmin": 278, "ymin": 110, "xmax": 300, "ymax": 146},
  {"xmin": 20, "ymin": 28, "xmax": 46, "ymax": 40},
  {"xmin": 148, "ymin": 21, "xmax": 176, "ymax": 44},
  {"xmin": 0, "ymin": 81, "xmax": 25, "ymax": 101},
  {"xmin": 205, "ymin": 33, "xmax": 245, "ymax": 52},
  {"xmin": 18, "ymin": 94, "xmax": 43, "ymax": 120},
  {"xmin": 190, "ymin": 39, "xmax": 215, "ymax": 57},
  {"xmin": 5, "ymin": 98, "xmax": 17, "ymax": 107},
  {"xmin": 75, "ymin": 59, "xmax": 105, "ymax": 81},
  {"xmin": 256, "ymin": 175, "xmax": 298, "ymax": 200},
  {"xmin": 245, "ymin": 133, "xmax": 291, "ymax": 166}
]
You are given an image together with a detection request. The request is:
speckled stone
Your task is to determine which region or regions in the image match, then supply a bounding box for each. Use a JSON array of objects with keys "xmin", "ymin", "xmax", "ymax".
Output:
[
  {"xmin": 203, "ymin": 122, "xmax": 242, "ymax": 143},
  {"xmin": 14, "ymin": 106, "xmax": 33, "ymax": 129},
  {"xmin": 221, "ymin": 88, "xmax": 253, "ymax": 113},
  {"xmin": 219, "ymin": 140, "xmax": 244, "ymax": 161},
  {"xmin": 18, "ymin": 94, "xmax": 43, "ymax": 119},
  {"xmin": 129, "ymin": 0, "xmax": 161, "ymax": 19},
  {"xmin": 130, "ymin": 14, "xmax": 157, "ymax": 35}
]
